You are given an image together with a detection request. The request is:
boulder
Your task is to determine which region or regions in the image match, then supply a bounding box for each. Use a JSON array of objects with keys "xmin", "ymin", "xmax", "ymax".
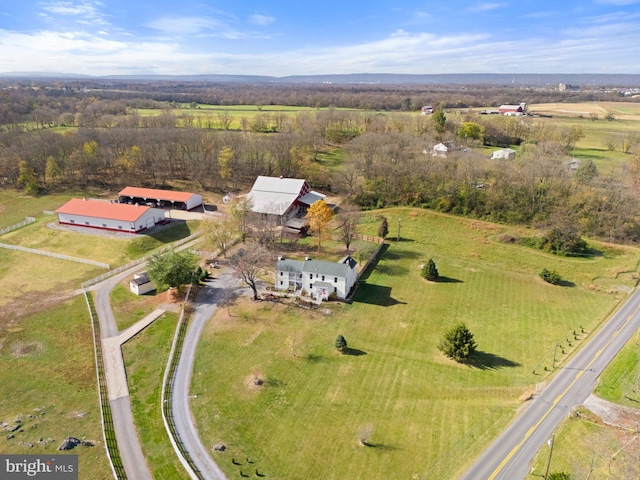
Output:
[{"xmin": 58, "ymin": 437, "xmax": 81, "ymax": 451}]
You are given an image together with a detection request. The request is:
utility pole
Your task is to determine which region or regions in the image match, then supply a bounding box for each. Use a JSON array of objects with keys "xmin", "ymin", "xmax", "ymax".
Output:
[
  {"xmin": 543, "ymin": 434, "xmax": 555, "ymax": 480},
  {"xmin": 397, "ymin": 217, "xmax": 401, "ymax": 242},
  {"xmin": 553, "ymin": 344, "xmax": 560, "ymax": 369}
]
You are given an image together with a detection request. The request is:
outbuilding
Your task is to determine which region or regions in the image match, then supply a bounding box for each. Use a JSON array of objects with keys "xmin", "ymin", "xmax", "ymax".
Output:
[
  {"xmin": 118, "ymin": 186, "xmax": 203, "ymax": 211},
  {"xmin": 130, "ymin": 271, "xmax": 155, "ymax": 295},
  {"xmin": 491, "ymin": 148, "xmax": 516, "ymax": 160},
  {"xmin": 56, "ymin": 198, "xmax": 165, "ymax": 233},
  {"xmin": 499, "ymin": 103, "xmax": 526, "ymax": 116},
  {"xmin": 246, "ymin": 176, "xmax": 312, "ymax": 223}
]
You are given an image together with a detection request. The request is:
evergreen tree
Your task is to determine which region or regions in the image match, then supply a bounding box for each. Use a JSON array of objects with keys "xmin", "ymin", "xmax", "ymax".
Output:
[
  {"xmin": 438, "ymin": 323, "xmax": 477, "ymax": 363},
  {"xmin": 422, "ymin": 258, "xmax": 439, "ymax": 281},
  {"xmin": 377, "ymin": 216, "xmax": 389, "ymax": 239},
  {"xmin": 335, "ymin": 334, "xmax": 348, "ymax": 353}
]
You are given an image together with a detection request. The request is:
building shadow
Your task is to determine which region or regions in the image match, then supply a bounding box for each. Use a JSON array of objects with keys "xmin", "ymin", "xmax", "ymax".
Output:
[
  {"xmin": 467, "ymin": 350, "xmax": 521, "ymax": 370},
  {"xmin": 354, "ymin": 284, "xmax": 407, "ymax": 307}
]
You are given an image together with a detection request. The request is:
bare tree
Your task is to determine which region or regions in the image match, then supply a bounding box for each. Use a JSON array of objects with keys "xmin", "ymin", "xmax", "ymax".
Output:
[
  {"xmin": 335, "ymin": 201, "xmax": 361, "ymax": 252},
  {"xmin": 201, "ymin": 216, "xmax": 236, "ymax": 258},
  {"xmin": 230, "ymin": 244, "xmax": 271, "ymax": 301}
]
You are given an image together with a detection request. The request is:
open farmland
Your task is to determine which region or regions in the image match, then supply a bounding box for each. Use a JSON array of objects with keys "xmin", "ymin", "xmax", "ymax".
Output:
[{"xmin": 191, "ymin": 208, "xmax": 640, "ymax": 480}]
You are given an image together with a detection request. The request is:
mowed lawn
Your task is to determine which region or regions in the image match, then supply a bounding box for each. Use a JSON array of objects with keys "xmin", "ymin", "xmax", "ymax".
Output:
[{"xmin": 191, "ymin": 208, "xmax": 639, "ymax": 480}]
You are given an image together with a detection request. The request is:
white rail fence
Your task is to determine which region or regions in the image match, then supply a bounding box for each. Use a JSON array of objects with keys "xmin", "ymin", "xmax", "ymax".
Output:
[
  {"xmin": 0, "ymin": 242, "xmax": 110, "ymax": 269},
  {"xmin": 0, "ymin": 217, "xmax": 35, "ymax": 236}
]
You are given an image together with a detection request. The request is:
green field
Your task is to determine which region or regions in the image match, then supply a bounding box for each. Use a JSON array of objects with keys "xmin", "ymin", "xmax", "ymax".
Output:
[
  {"xmin": 0, "ymin": 295, "xmax": 112, "ymax": 479},
  {"xmin": 191, "ymin": 208, "xmax": 639, "ymax": 480}
]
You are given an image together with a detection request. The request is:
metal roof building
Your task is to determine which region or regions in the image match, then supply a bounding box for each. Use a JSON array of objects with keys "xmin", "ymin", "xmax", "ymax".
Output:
[
  {"xmin": 118, "ymin": 186, "xmax": 203, "ymax": 211},
  {"xmin": 56, "ymin": 198, "xmax": 165, "ymax": 233},
  {"xmin": 246, "ymin": 176, "xmax": 311, "ymax": 218}
]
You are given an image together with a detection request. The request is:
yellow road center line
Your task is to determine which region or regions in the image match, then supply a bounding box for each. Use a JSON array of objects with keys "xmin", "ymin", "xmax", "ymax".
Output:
[{"xmin": 487, "ymin": 304, "xmax": 640, "ymax": 479}]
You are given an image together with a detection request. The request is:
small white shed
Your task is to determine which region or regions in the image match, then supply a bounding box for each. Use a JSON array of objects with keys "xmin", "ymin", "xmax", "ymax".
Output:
[
  {"xmin": 491, "ymin": 148, "xmax": 516, "ymax": 160},
  {"xmin": 130, "ymin": 272, "xmax": 155, "ymax": 295},
  {"xmin": 432, "ymin": 143, "xmax": 449, "ymax": 158}
]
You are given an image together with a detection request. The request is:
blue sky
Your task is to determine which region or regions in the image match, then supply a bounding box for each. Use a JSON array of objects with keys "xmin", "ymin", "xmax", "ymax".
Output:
[{"xmin": 1, "ymin": 1, "xmax": 640, "ymax": 76}]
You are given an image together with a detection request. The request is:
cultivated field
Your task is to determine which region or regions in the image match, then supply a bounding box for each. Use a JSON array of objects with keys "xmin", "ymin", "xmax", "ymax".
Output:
[{"xmin": 191, "ymin": 208, "xmax": 640, "ymax": 480}]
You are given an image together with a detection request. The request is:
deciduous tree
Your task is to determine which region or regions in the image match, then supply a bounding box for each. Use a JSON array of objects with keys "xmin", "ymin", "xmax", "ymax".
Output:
[
  {"xmin": 230, "ymin": 244, "xmax": 270, "ymax": 301},
  {"xmin": 305, "ymin": 199, "xmax": 334, "ymax": 252},
  {"xmin": 335, "ymin": 202, "xmax": 361, "ymax": 252},
  {"xmin": 147, "ymin": 249, "xmax": 199, "ymax": 293}
]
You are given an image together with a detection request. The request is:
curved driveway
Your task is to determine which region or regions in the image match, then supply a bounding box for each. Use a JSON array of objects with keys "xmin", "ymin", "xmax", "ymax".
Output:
[
  {"xmin": 170, "ymin": 274, "xmax": 236, "ymax": 480},
  {"xmin": 460, "ymin": 286, "xmax": 640, "ymax": 480}
]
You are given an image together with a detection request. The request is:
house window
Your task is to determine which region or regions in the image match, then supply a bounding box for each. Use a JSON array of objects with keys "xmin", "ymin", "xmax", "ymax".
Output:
[
  {"xmin": 310, "ymin": 274, "xmax": 313, "ymax": 279},
  {"xmin": 103, "ymin": 224, "xmax": 107, "ymax": 227},
  {"xmin": 118, "ymin": 226, "xmax": 123, "ymax": 229},
  {"xmin": 280, "ymin": 271, "xmax": 283, "ymax": 276},
  {"xmin": 334, "ymin": 287, "xmax": 337, "ymax": 293},
  {"xmin": 280, "ymin": 281, "xmax": 283, "ymax": 286},
  {"xmin": 69, "ymin": 219, "xmax": 75, "ymax": 224},
  {"xmin": 322, "ymin": 275, "xmax": 325, "ymax": 281},
  {"xmin": 334, "ymin": 277, "xmax": 338, "ymax": 283},
  {"xmin": 85, "ymin": 222, "xmax": 90, "ymax": 225}
]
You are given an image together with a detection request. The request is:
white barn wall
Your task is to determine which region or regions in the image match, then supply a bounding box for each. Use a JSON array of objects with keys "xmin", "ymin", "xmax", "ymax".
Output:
[{"xmin": 57, "ymin": 208, "xmax": 165, "ymax": 233}]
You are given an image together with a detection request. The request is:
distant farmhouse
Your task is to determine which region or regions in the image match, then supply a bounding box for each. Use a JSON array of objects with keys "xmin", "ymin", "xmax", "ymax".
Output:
[
  {"xmin": 275, "ymin": 255, "xmax": 357, "ymax": 301},
  {"xmin": 56, "ymin": 198, "xmax": 165, "ymax": 233},
  {"xmin": 247, "ymin": 176, "xmax": 325, "ymax": 225},
  {"xmin": 118, "ymin": 186, "xmax": 203, "ymax": 211},
  {"xmin": 491, "ymin": 148, "xmax": 516, "ymax": 160},
  {"xmin": 499, "ymin": 103, "xmax": 527, "ymax": 116}
]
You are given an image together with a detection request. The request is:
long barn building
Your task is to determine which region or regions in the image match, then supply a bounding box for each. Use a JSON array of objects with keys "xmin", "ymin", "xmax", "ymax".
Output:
[
  {"xmin": 118, "ymin": 186, "xmax": 203, "ymax": 211},
  {"xmin": 56, "ymin": 198, "xmax": 165, "ymax": 233}
]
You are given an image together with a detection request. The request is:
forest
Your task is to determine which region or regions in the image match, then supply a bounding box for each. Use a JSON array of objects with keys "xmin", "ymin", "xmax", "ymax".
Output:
[{"xmin": 2, "ymin": 79, "xmax": 640, "ymax": 243}]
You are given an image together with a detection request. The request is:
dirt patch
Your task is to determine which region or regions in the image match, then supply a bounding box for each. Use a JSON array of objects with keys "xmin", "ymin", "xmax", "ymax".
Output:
[
  {"xmin": 583, "ymin": 394, "xmax": 640, "ymax": 430},
  {"xmin": 243, "ymin": 370, "xmax": 265, "ymax": 392},
  {"xmin": 10, "ymin": 340, "xmax": 44, "ymax": 358}
]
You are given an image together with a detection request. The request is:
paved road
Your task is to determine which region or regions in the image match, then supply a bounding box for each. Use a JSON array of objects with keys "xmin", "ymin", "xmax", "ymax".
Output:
[
  {"xmin": 460, "ymin": 287, "xmax": 640, "ymax": 480},
  {"xmin": 171, "ymin": 275, "xmax": 235, "ymax": 480},
  {"xmin": 92, "ymin": 267, "xmax": 153, "ymax": 480}
]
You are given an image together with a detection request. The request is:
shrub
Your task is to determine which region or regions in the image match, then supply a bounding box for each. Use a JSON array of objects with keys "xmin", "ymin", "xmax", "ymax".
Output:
[
  {"xmin": 335, "ymin": 334, "xmax": 348, "ymax": 353},
  {"xmin": 540, "ymin": 268, "xmax": 562, "ymax": 285}
]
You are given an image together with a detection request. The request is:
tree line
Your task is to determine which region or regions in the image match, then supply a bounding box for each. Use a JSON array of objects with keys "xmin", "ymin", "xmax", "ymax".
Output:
[{"xmin": 2, "ymin": 82, "xmax": 640, "ymax": 243}]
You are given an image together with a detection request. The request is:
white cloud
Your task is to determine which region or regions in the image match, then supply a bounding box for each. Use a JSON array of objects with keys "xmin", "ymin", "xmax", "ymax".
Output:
[
  {"xmin": 468, "ymin": 2, "xmax": 506, "ymax": 12},
  {"xmin": 39, "ymin": 1, "xmax": 108, "ymax": 24},
  {"xmin": 249, "ymin": 14, "xmax": 275, "ymax": 26}
]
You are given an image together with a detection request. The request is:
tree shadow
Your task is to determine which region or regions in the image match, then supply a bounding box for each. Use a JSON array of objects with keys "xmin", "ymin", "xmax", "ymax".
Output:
[
  {"xmin": 434, "ymin": 276, "xmax": 463, "ymax": 284},
  {"xmin": 558, "ymin": 279, "xmax": 576, "ymax": 287},
  {"xmin": 354, "ymin": 284, "xmax": 407, "ymax": 307},
  {"xmin": 466, "ymin": 350, "xmax": 521, "ymax": 370},
  {"xmin": 383, "ymin": 249, "xmax": 421, "ymax": 260},
  {"xmin": 344, "ymin": 347, "xmax": 367, "ymax": 356},
  {"xmin": 361, "ymin": 441, "xmax": 399, "ymax": 451},
  {"xmin": 305, "ymin": 353, "xmax": 325, "ymax": 363}
]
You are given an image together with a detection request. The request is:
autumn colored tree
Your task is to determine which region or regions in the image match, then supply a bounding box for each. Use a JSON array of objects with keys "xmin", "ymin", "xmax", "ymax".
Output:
[{"xmin": 305, "ymin": 200, "xmax": 334, "ymax": 252}]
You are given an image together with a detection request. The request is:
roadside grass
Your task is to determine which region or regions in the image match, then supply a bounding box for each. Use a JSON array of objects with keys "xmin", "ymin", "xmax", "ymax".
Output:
[
  {"xmin": 0, "ymin": 295, "xmax": 112, "ymax": 479},
  {"xmin": 121, "ymin": 312, "xmax": 190, "ymax": 480},
  {"xmin": 191, "ymin": 208, "xmax": 638, "ymax": 480},
  {"xmin": 110, "ymin": 283, "xmax": 161, "ymax": 331},
  {"xmin": 594, "ymin": 337, "xmax": 640, "ymax": 407}
]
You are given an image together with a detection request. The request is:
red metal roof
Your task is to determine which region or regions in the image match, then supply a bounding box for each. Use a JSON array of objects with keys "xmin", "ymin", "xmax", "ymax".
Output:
[
  {"xmin": 56, "ymin": 198, "xmax": 151, "ymax": 222},
  {"xmin": 118, "ymin": 186, "xmax": 195, "ymax": 202}
]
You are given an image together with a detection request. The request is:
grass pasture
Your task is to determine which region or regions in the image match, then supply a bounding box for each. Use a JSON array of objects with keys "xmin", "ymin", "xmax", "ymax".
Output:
[
  {"xmin": 0, "ymin": 295, "xmax": 112, "ymax": 479},
  {"xmin": 191, "ymin": 208, "xmax": 640, "ymax": 480}
]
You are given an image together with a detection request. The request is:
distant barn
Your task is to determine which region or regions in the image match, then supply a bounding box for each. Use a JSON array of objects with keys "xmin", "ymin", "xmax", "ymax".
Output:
[{"xmin": 499, "ymin": 103, "xmax": 526, "ymax": 116}]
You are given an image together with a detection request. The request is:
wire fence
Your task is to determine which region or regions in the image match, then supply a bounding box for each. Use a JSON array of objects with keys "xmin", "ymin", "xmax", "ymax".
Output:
[
  {"xmin": 0, "ymin": 217, "xmax": 35, "ymax": 236},
  {"xmin": 84, "ymin": 290, "xmax": 127, "ymax": 480}
]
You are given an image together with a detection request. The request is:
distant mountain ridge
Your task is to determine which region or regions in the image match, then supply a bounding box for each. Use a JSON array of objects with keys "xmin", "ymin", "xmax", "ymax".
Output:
[{"xmin": 1, "ymin": 72, "xmax": 639, "ymax": 86}]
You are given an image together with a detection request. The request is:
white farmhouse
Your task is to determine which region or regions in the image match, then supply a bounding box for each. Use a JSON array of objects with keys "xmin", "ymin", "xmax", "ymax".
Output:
[
  {"xmin": 56, "ymin": 198, "xmax": 165, "ymax": 233},
  {"xmin": 275, "ymin": 255, "xmax": 357, "ymax": 301}
]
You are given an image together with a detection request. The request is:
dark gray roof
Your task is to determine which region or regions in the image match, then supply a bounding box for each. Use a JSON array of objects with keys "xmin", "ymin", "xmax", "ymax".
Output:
[{"xmin": 276, "ymin": 256, "xmax": 357, "ymax": 278}]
